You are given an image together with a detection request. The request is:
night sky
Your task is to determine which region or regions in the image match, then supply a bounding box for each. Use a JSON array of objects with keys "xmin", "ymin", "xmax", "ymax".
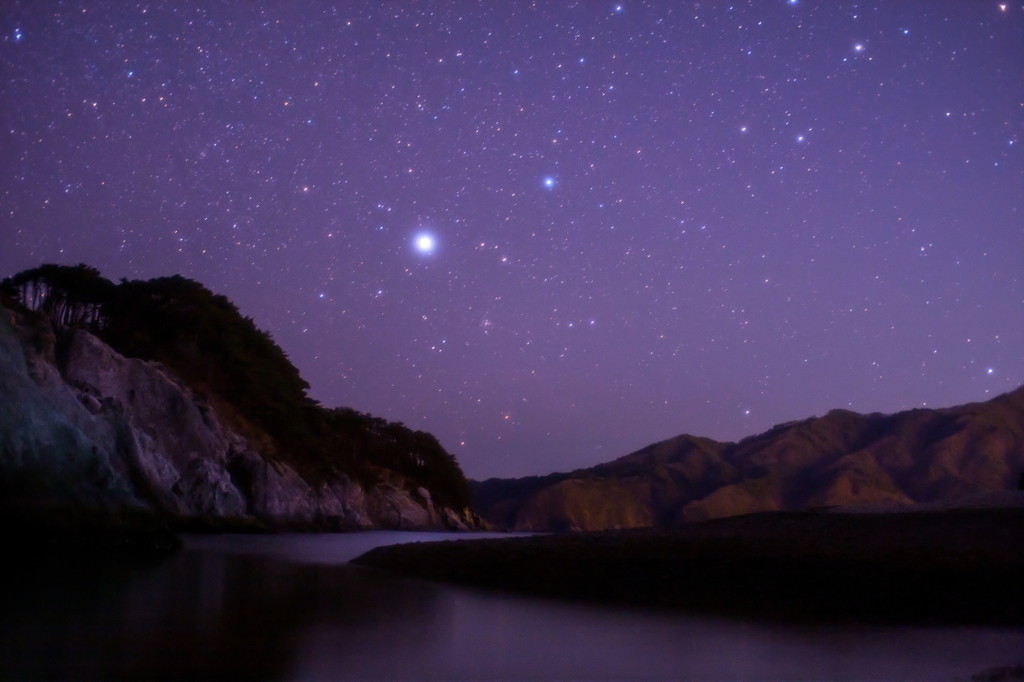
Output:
[{"xmin": 2, "ymin": 1, "xmax": 1022, "ymax": 480}]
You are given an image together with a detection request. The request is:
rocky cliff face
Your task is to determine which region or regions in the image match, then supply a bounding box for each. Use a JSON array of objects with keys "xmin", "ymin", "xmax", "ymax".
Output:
[
  {"xmin": 472, "ymin": 391, "xmax": 1024, "ymax": 531},
  {"xmin": 0, "ymin": 304, "xmax": 478, "ymax": 531}
]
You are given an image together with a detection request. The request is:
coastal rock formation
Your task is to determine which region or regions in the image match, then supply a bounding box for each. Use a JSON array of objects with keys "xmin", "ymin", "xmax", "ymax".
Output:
[
  {"xmin": 0, "ymin": 303, "xmax": 477, "ymax": 531},
  {"xmin": 0, "ymin": 303, "xmax": 138, "ymax": 514},
  {"xmin": 472, "ymin": 390, "xmax": 1024, "ymax": 531}
]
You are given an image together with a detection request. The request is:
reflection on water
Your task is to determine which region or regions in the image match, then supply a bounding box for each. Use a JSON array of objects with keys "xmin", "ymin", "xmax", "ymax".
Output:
[
  {"xmin": 182, "ymin": 530, "xmax": 519, "ymax": 565},
  {"xmin": 1, "ymin": 532, "xmax": 1021, "ymax": 680}
]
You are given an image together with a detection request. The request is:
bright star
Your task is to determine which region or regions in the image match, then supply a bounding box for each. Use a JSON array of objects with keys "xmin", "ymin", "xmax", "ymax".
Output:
[
  {"xmin": 543, "ymin": 176, "xmax": 556, "ymax": 189},
  {"xmin": 414, "ymin": 233, "xmax": 437, "ymax": 254},
  {"xmin": 854, "ymin": 43, "xmax": 865, "ymax": 52}
]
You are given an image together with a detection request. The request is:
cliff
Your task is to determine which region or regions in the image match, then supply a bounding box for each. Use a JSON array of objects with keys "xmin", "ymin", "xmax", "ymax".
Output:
[
  {"xmin": 472, "ymin": 390, "xmax": 1024, "ymax": 531},
  {"xmin": 0, "ymin": 298, "xmax": 479, "ymax": 533}
]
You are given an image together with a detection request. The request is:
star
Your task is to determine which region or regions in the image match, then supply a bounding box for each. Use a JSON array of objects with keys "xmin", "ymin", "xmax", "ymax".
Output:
[
  {"xmin": 414, "ymin": 233, "xmax": 437, "ymax": 254},
  {"xmin": 543, "ymin": 176, "xmax": 556, "ymax": 189}
]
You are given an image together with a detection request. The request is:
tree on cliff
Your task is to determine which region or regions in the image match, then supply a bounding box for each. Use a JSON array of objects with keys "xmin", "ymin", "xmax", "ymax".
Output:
[
  {"xmin": 1, "ymin": 264, "xmax": 115, "ymax": 332},
  {"xmin": 101, "ymin": 274, "xmax": 314, "ymax": 453}
]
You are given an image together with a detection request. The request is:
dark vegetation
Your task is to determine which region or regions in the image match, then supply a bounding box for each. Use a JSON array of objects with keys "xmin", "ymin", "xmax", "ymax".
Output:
[
  {"xmin": 1, "ymin": 264, "xmax": 470, "ymax": 510},
  {"xmin": 355, "ymin": 508, "xmax": 1024, "ymax": 626}
]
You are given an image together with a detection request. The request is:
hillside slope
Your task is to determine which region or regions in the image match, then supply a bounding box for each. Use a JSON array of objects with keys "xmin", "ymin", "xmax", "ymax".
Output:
[
  {"xmin": 472, "ymin": 391, "xmax": 1024, "ymax": 531},
  {"xmin": 1, "ymin": 265, "xmax": 482, "ymax": 533}
]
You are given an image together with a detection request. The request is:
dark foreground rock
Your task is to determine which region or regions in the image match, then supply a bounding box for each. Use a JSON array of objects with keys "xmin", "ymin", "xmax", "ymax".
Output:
[
  {"xmin": 354, "ymin": 508, "xmax": 1024, "ymax": 625},
  {"xmin": 0, "ymin": 505, "xmax": 180, "ymax": 556}
]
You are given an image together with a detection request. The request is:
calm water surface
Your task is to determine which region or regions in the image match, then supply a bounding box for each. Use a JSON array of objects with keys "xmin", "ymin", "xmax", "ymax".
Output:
[{"xmin": 1, "ymin": 531, "xmax": 1021, "ymax": 680}]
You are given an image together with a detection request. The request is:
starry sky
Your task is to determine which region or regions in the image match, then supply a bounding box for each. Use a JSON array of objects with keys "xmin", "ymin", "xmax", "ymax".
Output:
[{"xmin": 2, "ymin": 1, "xmax": 1022, "ymax": 480}]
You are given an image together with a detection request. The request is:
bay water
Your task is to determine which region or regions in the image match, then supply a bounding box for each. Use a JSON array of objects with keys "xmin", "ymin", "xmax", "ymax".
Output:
[{"xmin": 1, "ymin": 531, "xmax": 1021, "ymax": 680}]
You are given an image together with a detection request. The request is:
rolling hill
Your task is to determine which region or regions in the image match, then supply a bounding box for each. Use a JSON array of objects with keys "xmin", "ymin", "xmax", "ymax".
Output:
[{"xmin": 472, "ymin": 388, "xmax": 1024, "ymax": 531}]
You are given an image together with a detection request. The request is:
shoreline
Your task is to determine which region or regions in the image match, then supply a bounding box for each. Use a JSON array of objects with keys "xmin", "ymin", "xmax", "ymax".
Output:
[{"xmin": 354, "ymin": 507, "xmax": 1024, "ymax": 626}]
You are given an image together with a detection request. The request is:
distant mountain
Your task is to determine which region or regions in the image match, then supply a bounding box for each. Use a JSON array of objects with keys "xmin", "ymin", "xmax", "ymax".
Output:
[{"xmin": 471, "ymin": 389, "xmax": 1024, "ymax": 531}]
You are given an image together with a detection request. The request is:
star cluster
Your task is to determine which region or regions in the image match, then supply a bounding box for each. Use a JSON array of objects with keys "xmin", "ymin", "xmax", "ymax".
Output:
[{"xmin": 2, "ymin": 1, "xmax": 1022, "ymax": 478}]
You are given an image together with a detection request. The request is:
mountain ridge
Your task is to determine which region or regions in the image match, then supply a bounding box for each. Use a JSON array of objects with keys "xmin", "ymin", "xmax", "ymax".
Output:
[{"xmin": 471, "ymin": 386, "xmax": 1024, "ymax": 531}]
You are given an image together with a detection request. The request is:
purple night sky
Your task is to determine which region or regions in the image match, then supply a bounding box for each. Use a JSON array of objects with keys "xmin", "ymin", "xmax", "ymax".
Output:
[{"xmin": 1, "ymin": 1, "xmax": 1022, "ymax": 480}]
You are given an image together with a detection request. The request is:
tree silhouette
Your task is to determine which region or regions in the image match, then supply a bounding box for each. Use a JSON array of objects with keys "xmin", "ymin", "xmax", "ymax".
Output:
[{"xmin": 2, "ymin": 263, "xmax": 115, "ymax": 331}]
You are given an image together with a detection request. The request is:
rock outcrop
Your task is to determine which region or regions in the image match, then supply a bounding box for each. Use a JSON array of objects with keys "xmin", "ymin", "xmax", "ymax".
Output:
[
  {"xmin": 472, "ymin": 389, "xmax": 1024, "ymax": 531},
  {"xmin": 0, "ymin": 303, "xmax": 479, "ymax": 531}
]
